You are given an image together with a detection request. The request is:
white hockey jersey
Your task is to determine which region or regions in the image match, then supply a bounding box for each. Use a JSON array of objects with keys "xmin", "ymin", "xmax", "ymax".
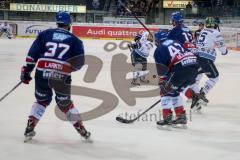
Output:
[
  {"xmin": 135, "ymin": 32, "xmax": 154, "ymax": 58},
  {"xmin": 196, "ymin": 28, "xmax": 227, "ymax": 61}
]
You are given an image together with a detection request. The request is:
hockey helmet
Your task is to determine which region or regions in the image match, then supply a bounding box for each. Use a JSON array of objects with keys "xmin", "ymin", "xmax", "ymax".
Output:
[
  {"xmin": 134, "ymin": 33, "xmax": 142, "ymax": 42},
  {"xmin": 170, "ymin": 12, "xmax": 183, "ymax": 25},
  {"xmin": 56, "ymin": 11, "xmax": 72, "ymax": 26},
  {"xmin": 205, "ymin": 17, "xmax": 216, "ymax": 28},
  {"xmin": 154, "ymin": 30, "xmax": 168, "ymax": 45}
]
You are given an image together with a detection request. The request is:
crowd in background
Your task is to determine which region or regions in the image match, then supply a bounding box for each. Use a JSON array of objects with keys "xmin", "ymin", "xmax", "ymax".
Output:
[
  {"xmin": 184, "ymin": 0, "xmax": 240, "ymax": 18},
  {"xmin": 116, "ymin": 0, "xmax": 159, "ymax": 16},
  {"xmin": 1, "ymin": 0, "xmax": 240, "ymax": 22}
]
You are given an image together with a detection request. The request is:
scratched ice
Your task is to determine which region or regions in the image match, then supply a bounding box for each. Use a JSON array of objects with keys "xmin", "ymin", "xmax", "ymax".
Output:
[{"xmin": 0, "ymin": 38, "xmax": 240, "ymax": 160}]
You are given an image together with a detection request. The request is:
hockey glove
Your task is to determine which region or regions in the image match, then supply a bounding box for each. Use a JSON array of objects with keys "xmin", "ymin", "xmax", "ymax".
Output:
[
  {"xmin": 159, "ymin": 76, "xmax": 172, "ymax": 96},
  {"xmin": 128, "ymin": 43, "xmax": 141, "ymax": 50},
  {"xmin": 183, "ymin": 42, "xmax": 196, "ymax": 49},
  {"xmin": 20, "ymin": 66, "xmax": 32, "ymax": 84}
]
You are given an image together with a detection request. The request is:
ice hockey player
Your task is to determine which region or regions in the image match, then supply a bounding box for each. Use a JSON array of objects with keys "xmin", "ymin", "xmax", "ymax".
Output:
[
  {"xmin": 20, "ymin": 11, "xmax": 91, "ymax": 142},
  {"xmin": 168, "ymin": 12, "xmax": 193, "ymax": 46},
  {"xmin": 128, "ymin": 31, "xmax": 154, "ymax": 86},
  {"xmin": 184, "ymin": 22, "xmax": 205, "ymax": 107},
  {"xmin": 154, "ymin": 30, "xmax": 199, "ymax": 128},
  {"xmin": 0, "ymin": 22, "xmax": 13, "ymax": 39},
  {"xmin": 167, "ymin": 12, "xmax": 199, "ymax": 106},
  {"xmin": 190, "ymin": 17, "xmax": 228, "ymax": 109}
]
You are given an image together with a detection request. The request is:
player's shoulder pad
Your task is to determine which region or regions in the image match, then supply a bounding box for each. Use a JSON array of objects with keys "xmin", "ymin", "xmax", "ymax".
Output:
[
  {"xmin": 38, "ymin": 28, "xmax": 48, "ymax": 35},
  {"xmin": 169, "ymin": 26, "xmax": 178, "ymax": 32},
  {"xmin": 49, "ymin": 28, "xmax": 82, "ymax": 42},
  {"xmin": 182, "ymin": 26, "xmax": 190, "ymax": 32},
  {"xmin": 162, "ymin": 39, "xmax": 173, "ymax": 46},
  {"xmin": 146, "ymin": 41, "xmax": 154, "ymax": 48},
  {"xmin": 203, "ymin": 28, "xmax": 214, "ymax": 33},
  {"xmin": 39, "ymin": 28, "xmax": 59, "ymax": 38},
  {"xmin": 213, "ymin": 28, "xmax": 221, "ymax": 34},
  {"xmin": 209, "ymin": 29, "xmax": 221, "ymax": 38}
]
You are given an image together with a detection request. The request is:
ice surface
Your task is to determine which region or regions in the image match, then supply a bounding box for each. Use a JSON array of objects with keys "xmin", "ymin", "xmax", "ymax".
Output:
[{"xmin": 0, "ymin": 38, "xmax": 240, "ymax": 160}]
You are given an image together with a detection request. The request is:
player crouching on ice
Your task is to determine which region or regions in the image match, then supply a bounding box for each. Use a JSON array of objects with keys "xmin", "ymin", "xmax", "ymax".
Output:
[
  {"xmin": 20, "ymin": 11, "xmax": 91, "ymax": 142},
  {"xmin": 128, "ymin": 31, "xmax": 154, "ymax": 86},
  {"xmin": 0, "ymin": 22, "xmax": 13, "ymax": 39},
  {"xmin": 154, "ymin": 30, "xmax": 199, "ymax": 128}
]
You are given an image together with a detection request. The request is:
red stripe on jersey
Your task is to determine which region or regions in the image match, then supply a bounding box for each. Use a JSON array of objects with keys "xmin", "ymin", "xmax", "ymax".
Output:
[
  {"xmin": 168, "ymin": 52, "xmax": 195, "ymax": 69},
  {"xmin": 37, "ymin": 60, "xmax": 72, "ymax": 73},
  {"xmin": 26, "ymin": 57, "xmax": 35, "ymax": 63}
]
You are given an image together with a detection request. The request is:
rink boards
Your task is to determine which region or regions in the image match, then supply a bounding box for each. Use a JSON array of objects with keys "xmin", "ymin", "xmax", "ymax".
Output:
[{"xmin": 0, "ymin": 20, "xmax": 240, "ymax": 51}]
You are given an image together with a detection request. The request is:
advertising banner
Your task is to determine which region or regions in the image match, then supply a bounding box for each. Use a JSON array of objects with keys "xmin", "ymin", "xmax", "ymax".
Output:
[
  {"xmin": 72, "ymin": 26, "xmax": 158, "ymax": 39},
  {"xmin": 163, "ymin": 0, "xmax": 193, "ymax": 8},
  {"xmin": 10, "ymin": 3, "xmax": 86, "ymax": 13},
  {"xmin": 72, "ymin": 24, "xmax": 240, "ymax": 51},
  {"xmin": 16, "ymin": 22, "xmax": 55, "ymax": 37},
  {"xmin": 2, "ymin": 20, "xmax": 239, "ymax": 51}
]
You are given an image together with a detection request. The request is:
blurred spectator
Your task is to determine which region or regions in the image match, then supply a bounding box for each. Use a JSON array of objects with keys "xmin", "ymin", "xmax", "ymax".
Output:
[
  {"xmin": 216, "ymin": 0, "xmax": 223, "ymax": 6},
  {"xmin": 86, "ymin": 0, "xmax": 106, "ymax": 10},
  {"xmin": 186, "ymin": 2, "xmax": 192, "ymax": 17},
  {"xmin": 192, "ymin": 2, "xmax": 198, "ymax": 15},
  {"xmin": 214, "ymin": 16, "xmax": 220, "ymax": 25},
  {"xmin": 234, "ymin": 0, "xmax": 240, "ymax": 6},
  {"xmin": 92, "ymin": 0, "xmax": 100, "ymax": 9},
  {"xmin": 116, "ymin": 0, "xmax": 156, "ymax": 16}
]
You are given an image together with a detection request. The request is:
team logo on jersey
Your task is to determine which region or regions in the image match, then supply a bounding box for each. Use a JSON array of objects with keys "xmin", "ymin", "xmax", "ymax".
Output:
[{"xmin": 53, "ymin": 32, "xmax": 71, "ymax": 41}]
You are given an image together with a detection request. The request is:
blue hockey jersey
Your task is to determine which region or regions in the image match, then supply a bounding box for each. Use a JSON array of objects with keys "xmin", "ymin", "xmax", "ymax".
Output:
[
  {"xmin": 167, "ymin": 25, "xmax": 193, "ymax": 45},
  {"xmin": 154, "ymin": 39, "xmax": 197, "ymax": 76},
  {"xmin": 25, "ymin": 28, "xmax": 85, "ymax": 78}
]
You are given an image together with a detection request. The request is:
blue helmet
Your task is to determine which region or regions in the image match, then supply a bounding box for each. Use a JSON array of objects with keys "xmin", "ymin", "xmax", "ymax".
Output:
[
  {"xmin": 134, "ymin": 33, "xmax": 142, "ymax": 42},
  {"xmin": 171, "ymin": 12, "xmax": 183, "ymax": 24},
  {"xmin": 56, "ymin": 11, "xmax": 71, "ymax": 25},
  {"xmin": 154, "ymin": 30, "xmax": 168, "ymax": 44}
]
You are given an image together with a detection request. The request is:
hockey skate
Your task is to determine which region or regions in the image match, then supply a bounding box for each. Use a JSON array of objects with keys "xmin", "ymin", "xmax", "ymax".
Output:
[
  {"xmin": 24, "ymin": 120, "xmax": 36, "ymax": 143},
  {"xmin": 131, "ymin": 78, "xmax": 140, "ymax": 86},
  {"xmin": 191, "ymin": 89, "xmax": 209, "ymax": 109},
  {"xmin": 156, "ymin": 114, "xmax": 173, "ymax": 130},
  {"xmin": 191, "ymin": 92, "xmax": 200, "ymax": 109},
  {"xmin": 75, "ymin": 123, "xmax": 92, "ymax": 142},
  {"xmin": 172, "ymin": 112, "xmax": 187, "ymax": 129},
  {"xmin": 199, "ymin": 88, "xmax": 209, "ymax": 105},
  {"xmin": 140, "ymin": 76, "xmax": 150, "ymax": 84},
  {"xmin": 192, "ymin": 101, "xmax": 203, "ymax": 114}
]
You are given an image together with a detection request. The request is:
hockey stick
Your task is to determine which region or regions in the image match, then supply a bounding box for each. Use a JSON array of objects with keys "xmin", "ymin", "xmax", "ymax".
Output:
[
  {"xmin": 118, "ymin": 1, "xmax": 153, "ymax": 36},
  {"xmin": 0, "ymin": 81, "xmax": 22, "ymax": 102},
  {"xmin": 116, "ymin": 99, "xmax": 161, "ymax": 124}
]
